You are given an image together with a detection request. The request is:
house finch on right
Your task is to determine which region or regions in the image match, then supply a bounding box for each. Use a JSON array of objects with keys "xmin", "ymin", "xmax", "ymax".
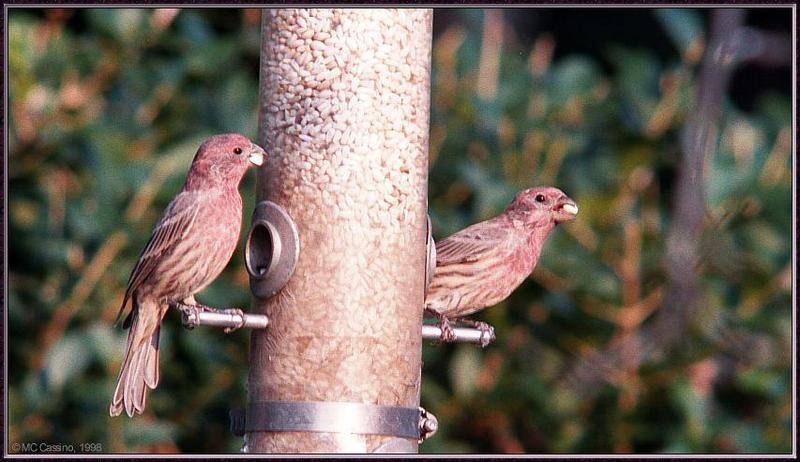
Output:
[
  {"xmin": 425, "ymin": 186, "xmax": 578, "ymax": 345},
  {"xmin": 110, "ymin": 133, "xmax": 266, "ymax": 417}
]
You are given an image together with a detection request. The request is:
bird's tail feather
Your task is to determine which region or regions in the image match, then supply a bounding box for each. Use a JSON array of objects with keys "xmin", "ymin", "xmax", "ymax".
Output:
[{"xmin": 109, "ymin": 301, "xmax": 162, "ymax": 417}]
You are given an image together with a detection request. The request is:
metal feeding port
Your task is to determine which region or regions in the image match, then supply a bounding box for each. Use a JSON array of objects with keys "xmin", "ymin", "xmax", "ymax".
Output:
[{"xmin": 245, "ymin": 200, "xmax": 300, "ymax": 299}]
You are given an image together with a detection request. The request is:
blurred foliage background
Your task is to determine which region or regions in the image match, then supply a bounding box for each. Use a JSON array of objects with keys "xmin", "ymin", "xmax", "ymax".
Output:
[{"xmin": 6, "ymin": 8, "xmax": 792, "ymax": 454}]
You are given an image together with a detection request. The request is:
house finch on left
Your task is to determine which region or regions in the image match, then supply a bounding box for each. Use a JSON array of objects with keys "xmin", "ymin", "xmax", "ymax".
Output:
[
  {"xmin": 110, "ymin": 134, "xmax": 265, "ymax": 417},
  {"xmin": 425, "ymin": 186, "xmax": 578, "ymax": 345}
]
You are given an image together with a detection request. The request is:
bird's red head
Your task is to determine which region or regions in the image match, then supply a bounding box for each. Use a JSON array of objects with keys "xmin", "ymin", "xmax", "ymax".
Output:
[
  {"xmin": 185, "ymin": 133, "xmax": 266, "ymax": 190},
  {"xmin": 506, "ymin": 186, "xmax": 578, "ymax": 226}
]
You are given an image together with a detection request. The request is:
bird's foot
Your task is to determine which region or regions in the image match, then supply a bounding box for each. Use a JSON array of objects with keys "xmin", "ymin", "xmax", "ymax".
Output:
[
  {"xmin": 454, "ymin": 318, "xmax": 496, "ymax": 347},
  {"xmin": 174, "ymin": 303, "xmax": 245, "ymax": 333},
  {"xmin": 221, "ymin": 308, "xmax": 246, "ymax": 334},
  {"xmin": 425, "ymin": 307, "xmax": 458, "ymax": 344},
  {"xmin": 438, "ymin": 317, "xmax": 458, "ymax": 344},
  {"xmin": 425, "ymin": 306, "xmax": 456, "ymax": 344},
  {"xmin": 174, "ymin": 302, "xmax": 203, "ymax": 329},
  {"xmin": 430, "ymin": 315, "xmax": 457, "ymax": 344}
]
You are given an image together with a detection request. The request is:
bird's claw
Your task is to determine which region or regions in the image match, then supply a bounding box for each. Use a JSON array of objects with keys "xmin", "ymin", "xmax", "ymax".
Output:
[
  {"xmin": 474, "ymin": 321, "xmax": 496, "ymax": 348},
  {"xmin": 175, "ymin": 303, "xmax": 245, "ymax": 333},
  {"xmin": 454, "ymin": 318, "xmax": 496, "ymax": 347},
  {"xmin": 437, "ymin": 317, "xmax": 457, "ymax": 344},
  {"xmin": 175, "ymin": 302, "xmax": 201, "ymax": 330},
  {"xmin": 223, "ymin": 308, "xmax": 246, "ymax": 334},
  {"xmin": 425, "ymin": 307, "xmax": 457, "ymax": 345}
]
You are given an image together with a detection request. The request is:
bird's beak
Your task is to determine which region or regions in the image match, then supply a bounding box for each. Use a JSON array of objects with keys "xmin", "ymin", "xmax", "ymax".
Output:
[
  {"xmin": 554, "ymin": 197, "xmax": 578, "ymax": 223},
  {"xmin": 248, "ymin": 143, "xmax": 266, "ymax": 167}
]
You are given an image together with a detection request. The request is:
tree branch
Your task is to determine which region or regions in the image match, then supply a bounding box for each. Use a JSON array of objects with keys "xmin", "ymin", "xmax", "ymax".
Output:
[{"xmin": 563, "ymin": 9, "xmax": 747, "ymax": 394}]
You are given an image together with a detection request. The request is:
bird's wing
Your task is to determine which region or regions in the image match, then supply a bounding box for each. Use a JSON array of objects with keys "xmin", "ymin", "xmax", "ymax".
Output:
[
  {"xmin": 115, "ymin": 191, "xmax": 201, "ymax": 325},
  {"xmin": 435, "ymin": 219, "xmax": 511, "ymax": 266}
]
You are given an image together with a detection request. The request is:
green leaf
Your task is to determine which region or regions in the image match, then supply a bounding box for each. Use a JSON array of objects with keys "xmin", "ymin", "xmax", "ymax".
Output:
[
  {"xmin": 547, "ymin": 56, "xmax": 601, "ymax": 104},
  {"xmin": 653, "ymin": 9, "xmax": 704, "ymax": 56}
]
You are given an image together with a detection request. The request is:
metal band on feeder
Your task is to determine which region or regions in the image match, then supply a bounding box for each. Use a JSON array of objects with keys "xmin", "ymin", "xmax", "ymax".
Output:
[{"xmin": 229, "ymin": 401, "xmax": 438, "ymax": 443}]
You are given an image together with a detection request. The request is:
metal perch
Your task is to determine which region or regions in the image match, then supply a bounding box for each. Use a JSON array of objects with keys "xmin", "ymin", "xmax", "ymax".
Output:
[
  {"xmin": 421, "ymin": 324, "xmax": 496, "ymax": 346},
  {"xmin": 179, "ymin": 308, "xmax": 494, "ymax": 347},
  {"xmin": 180, "ymin": 309, "xmax": 269, "ymax": 331}
]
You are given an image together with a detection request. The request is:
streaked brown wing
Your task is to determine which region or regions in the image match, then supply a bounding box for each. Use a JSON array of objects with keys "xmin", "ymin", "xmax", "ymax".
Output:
[
  {"xmin": 435, "ymin": 219, "xmax": 510, "ymax": 266},
  {"xmin": 116, "ymin": 191, "xmax": 200, "ymax": 325}
]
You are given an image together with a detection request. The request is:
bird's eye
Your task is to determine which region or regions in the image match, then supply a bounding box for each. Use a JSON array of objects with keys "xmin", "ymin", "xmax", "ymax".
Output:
[
  {"xmin": 535, "ymin": 194, "xmax": 546, "ymax": 203},
  {"xmin": 233, "ymin": 147, "xmax": 243, "ymax": 155}
]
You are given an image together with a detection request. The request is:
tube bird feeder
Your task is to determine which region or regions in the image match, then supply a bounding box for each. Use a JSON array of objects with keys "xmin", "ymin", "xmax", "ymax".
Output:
[{"xmin": 245, "ymin": 8, "xmax": 432, "ymax": 453}]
